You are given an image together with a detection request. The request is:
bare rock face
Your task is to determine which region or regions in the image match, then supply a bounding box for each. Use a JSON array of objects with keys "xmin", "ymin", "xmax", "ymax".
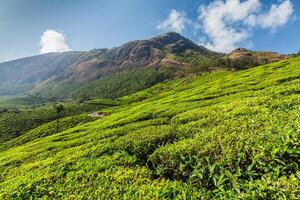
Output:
[
  {"xmin": 52, "ymin": 32, "xmax": 215, "ymax": 83},
  {"xmin": 100, "ymin": 32, "xmax": 211, "ymax": 68},
  {"xmin": 63, "ymin": 32, "xmax": 214, "ymax": 83}
]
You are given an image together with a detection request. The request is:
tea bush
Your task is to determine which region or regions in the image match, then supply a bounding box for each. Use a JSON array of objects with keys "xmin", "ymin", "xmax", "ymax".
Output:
[{"xmin": 0, "ymin": 57, "xmax": 300, "ymax": 199}]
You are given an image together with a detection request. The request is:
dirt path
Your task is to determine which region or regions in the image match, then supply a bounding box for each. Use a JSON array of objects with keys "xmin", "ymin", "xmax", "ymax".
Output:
[{"xmin": 88, "ymin": 112, "xmax": 106, "ymax": 118}]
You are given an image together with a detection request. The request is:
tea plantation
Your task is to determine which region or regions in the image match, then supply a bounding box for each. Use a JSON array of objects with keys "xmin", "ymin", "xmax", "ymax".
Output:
[
  {"xmin": 0, "ymin": 102, "xmax": 109, "ymax": 143},
  {"xmin": 0, "ymin": 57, "xmax": 300, "ymax": 199}
]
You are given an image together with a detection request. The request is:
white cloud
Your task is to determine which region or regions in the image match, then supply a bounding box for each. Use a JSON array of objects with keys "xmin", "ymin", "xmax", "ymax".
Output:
[
  {"xmin": 198, "ymin": 0, "xmax": 261, "ymax": 53},
  {"xmin": 198, "ymin": 0, "xmax": 294, "ymax": 53},
  {"xmin": 156, "ymin": 10, "xmax": 190, "ymax": 34},
  {"xmin": 39, "ymin": 29, "xmax": 71, "ymax": 54},
  {"xmin": 258, "ymin": 0, "xmax": 293, "ymax": 29}
]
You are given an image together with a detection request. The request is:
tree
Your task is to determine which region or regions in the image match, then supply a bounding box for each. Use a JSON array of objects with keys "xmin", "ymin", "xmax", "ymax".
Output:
[
  {"xmin": 0, "ymin": 108, "xmax": 8, "ymax": 113},
  {"xmin": 53, "ymin": 103, "xmax": 65, "ymax": 133}
]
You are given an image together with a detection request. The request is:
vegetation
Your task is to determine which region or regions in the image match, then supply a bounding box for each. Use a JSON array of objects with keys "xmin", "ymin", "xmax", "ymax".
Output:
[
  {"xmin": 33, "ymin": 68, "xmax": 168, "ymax": 101},
  {"xmin": 36, "ymin": 81, "xmax": 80, "ymax": 100},
  {"xmin": 173, "ymin": 49, "xmax": 285, "ymax": 76},
  {"xmin": 71, "ymin": 68, "xmax": 168, "ymax": 100},
  {"xmin": 0, "ymin": 51, "xmax": 91, "ymax": 96},
  {"xmin": 0, "ymin": 57, "xmax": 300, "ymax": 199},
  {"xmin": 0, "ymin": 114, "xmax": 97, "ymax": 152},
  {"xmin": 53, "ymin": 104, "xmax": 65, "ymax": 133},
  {"xmin": 0, "ymin": 83, "xmax": 33, "ymax": 96},
  {"xmin": 0, "ymin": 102, "xmax": 112, "ymax": 143},
  {"xmin": 0, "ymin": 95, "xmax": 47, "ymax": 110},
  {"xmin": 288, "ymin": 50, "xmax": 300, "ymax": 58},
  {"xmin": 173, "ymin": 53, "xmax": 259, "ymax": 75}
]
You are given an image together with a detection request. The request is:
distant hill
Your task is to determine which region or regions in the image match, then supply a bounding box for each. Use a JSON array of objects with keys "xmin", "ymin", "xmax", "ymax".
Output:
[
  {"xmin": 52, "ymin": 32, "xmax": 216, "ymax": 84},
  {"xmin": 0, "ymin": 52, "xmax": 91, "ymax": 96},
  {"xmin": 0, "ymin": 51, "xmax": 91, "ymax": 84},
  {"xmin": 227, "ymin": 48, "xmax": 286, "ymax": 69},
  {"xmin": 0, "ymin": 33, "xmax": 286, "ymax": 98},
  {"xmin": 0, "ymin": 32, "xmax": 216, "ymax": 97}
]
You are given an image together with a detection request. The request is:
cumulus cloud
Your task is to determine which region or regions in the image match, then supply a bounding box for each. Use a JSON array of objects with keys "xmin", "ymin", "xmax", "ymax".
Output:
[
  {"xmin": 258, "ymin": 0, "xmax": 293, "ymax": 29},
  {"xmin": 156, "ymin": 10, "xmax": 190, "ymax": 34},
  {"xmin": 39, "ymin": 29, "xmax": 71, "ymax": 54},
  {"xmin": 198, "ymin": 0, "xmax": 294, "ymax": 53},
  {"xmin": 157, "ymin": 1, "xmax": 294, "ymax": 53},
  {"xmin": 198, "ymin": 0, "xmax": 261, "ymax": 53}
]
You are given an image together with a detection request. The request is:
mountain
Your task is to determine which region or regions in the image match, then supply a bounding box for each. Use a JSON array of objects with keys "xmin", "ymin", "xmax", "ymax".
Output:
[
  {"xmin": 0, "ymin": 52, "xmax": 93, "ymax": 96},
  {"xmin": 53, "ymin": 32, "xmax": 215, "ymax": 83},
  {"xmin": 91, "ymin": 31, "xmax": 211, "ymax": 69},
  {"xmin": 0, "ymin": 33, "xmax": 286, "ymax": 98},
  {"xmin": 0, "ymin": 32, "xmax": 215, "ymax": 96}
]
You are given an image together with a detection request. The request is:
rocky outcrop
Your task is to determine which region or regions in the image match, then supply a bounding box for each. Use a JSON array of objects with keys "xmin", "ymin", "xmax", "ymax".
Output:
[{"xmin": 228, "ymin": 48, "xmax": 286, "ymax": 65}]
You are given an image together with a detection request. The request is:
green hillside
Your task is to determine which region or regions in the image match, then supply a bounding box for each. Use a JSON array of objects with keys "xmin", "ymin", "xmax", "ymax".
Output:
[
  {"xmin": 0, "ymin": 102, "xmax": 111, "ymax": 143},
  {"xmin": 0, "ymin": 52, "xmax": 91, "ymax": 96},
  {"xmin": 40, "ymin": 68, "xmax": 169, "ymax": 100},
  {"xmin": 0, "ymin": 57, "xmax": 300, "ymax": 199}
]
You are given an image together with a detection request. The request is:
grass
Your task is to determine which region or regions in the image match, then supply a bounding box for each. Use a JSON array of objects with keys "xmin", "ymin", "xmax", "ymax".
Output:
[
  {"xmin": 0, "ymin": 57, "xmax": 300, "ymax": 199},
  {"xmin": 0, "ymin": 114, "xmax": 97, "ymax": 152}
]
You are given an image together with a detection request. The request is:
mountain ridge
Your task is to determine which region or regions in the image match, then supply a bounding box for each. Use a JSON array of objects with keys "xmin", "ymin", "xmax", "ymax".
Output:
[
  {"xmin": 0, "ymin": 32, "xmax": 286, "ymax": 98},
  {"xmin": 0, "ymin": 32, "xmax": 215, "ymax": 96}
]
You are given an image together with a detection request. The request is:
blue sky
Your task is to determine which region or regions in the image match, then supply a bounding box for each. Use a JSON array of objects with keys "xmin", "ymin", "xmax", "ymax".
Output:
[{"xmin": 0, "ymin": 0, "xmax": 299, "ymax": 62}]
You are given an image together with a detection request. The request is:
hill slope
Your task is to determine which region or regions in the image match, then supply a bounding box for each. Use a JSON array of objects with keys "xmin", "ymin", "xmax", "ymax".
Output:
[
  {"xmin": 0, "ymin": 32, "xmax": 215, "ymax": 96},
  {"xmin": 0, "ymin": 51, "xmax": 91, "ymax": 95},
  {"xmin": 228, "ymin": 48, "xmax": 286, "ymax": 69},
  {"xmin": 0, "ymin": 57, "xmax": 299, "ymax": 199}
]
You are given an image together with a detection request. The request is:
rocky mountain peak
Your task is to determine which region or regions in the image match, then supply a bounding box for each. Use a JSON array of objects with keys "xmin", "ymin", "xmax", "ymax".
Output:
[{"xmin": 100, "ymin": 32, "xmax": 212, "ymax": 68}]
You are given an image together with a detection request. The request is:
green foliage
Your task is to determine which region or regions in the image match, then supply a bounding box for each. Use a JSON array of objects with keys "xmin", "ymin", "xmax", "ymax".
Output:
[
  {"xmin": 0, "ymin": 102, "xmax": 107, "ymax": 143},
  {"xmin": 1, "ymin": 57, "xmax": 300, "ymax": 198},
  {"xmin": 0, "ymin": 95, "xmax": 50, "ymax": 110},
  {"xmin": 0, "ymin": 83, "xmax": 33, "ymax": 96},
  {"xmin": 71, "ymin": 68, "xmax": 168, "ymax": 100},
  {"xmin": 174, "ymin": 54, "xmax": 226, "ymax": 74},
  {"xmin": 53, "ymin": 104, "xmax": 65, "ymax": 114},
  {"xmin": 228, "ymin": 57, "xmax": 258, "ymax": 69},
  {"xmin": 53, "ymin": 103, "xmax": 65, "ymax": 133},
  {"xmin": 37, "ymin": 81, "xmax": 80, "ymax": 100},
  {"xmin": 173, "ymin": 53, "xmax": 266, "ymax": 74},
  {"xmin": 37, "ymin": 67, "xmax": 168, "ymax": 101},
  {"xmin": 0, "ymin": 114, "xmax": 97, "ymax": 152},
  {"xmin": 287, "ymin": 51, "xmax": 300, "ymax": 58}
]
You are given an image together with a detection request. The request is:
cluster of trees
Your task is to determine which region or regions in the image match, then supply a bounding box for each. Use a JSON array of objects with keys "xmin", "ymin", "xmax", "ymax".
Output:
[
  {"xmin": 0, "ymin": 102, "xmax": 105, "ymax": 143},
  {"xmin": 0, "ymin": 108, "xmax": 9, "ymax": 113},
  {"xmin": 288, "ymin": 50, "xmax": 300, "ymax": 57},
  {"xmin": 53, "ymin": 104, "xmax": 65, "ymax": 133},
  {"xmin": 175, "ymin": 54, "xmax": 260, "ymax": 74},
  {"xmin": 71, "ymin": 68, "xmax": 168, "ymax": 101},
  {"xmin": 29, "ymin": 68, "xmax": 168, "ymax": 102}
]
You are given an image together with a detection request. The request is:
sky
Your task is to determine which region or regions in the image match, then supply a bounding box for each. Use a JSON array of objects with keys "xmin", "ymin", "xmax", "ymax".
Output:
[{"xmin": 0, "ymin": 0, "xmax": 299, "ymax": 62}]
